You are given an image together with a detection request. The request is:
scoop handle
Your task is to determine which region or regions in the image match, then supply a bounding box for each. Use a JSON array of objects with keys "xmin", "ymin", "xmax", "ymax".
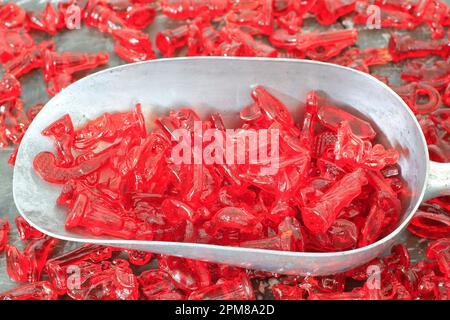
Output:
[{"xmin": 424, "ymin": 161, "xmax": 450, "ymax": 201}]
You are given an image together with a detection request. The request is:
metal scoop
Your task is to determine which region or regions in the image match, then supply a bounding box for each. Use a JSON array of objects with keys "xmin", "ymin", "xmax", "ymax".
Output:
[{"xmin": 12, "ymin": 57, "xmax": 450, "ymax": 275}]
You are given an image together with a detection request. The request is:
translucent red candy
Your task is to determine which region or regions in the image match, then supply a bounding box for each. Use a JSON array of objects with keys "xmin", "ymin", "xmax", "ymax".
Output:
[
  {"xmin": 6, "ymin": 237, "xmax": 59, "ymax": 283},
  {"xmin": 161, "ymin": 0, "xmax": 229, "ymax": 20},
  {"xmin": 188, "ymin": 274, "xmax": 255, "ymax": 300},
  {"xmin": 46, "ymin": 244, "xmax": 113, "ymax": 295},
  {"xmin": 270, "ymin": 28, "xmax": 358, "ymax": 60},
  {"xmin": 0, "ymin": 281, "xmax": 58, "ymax": 300},
  {"xmin": 0, "ymin": 218, "xmax": 9, "ymax": 252},
  {"xmin": 2, "ymin": 0, "xmax": 450, "ymax": 301},
  {"xmin": 15, "ymin": 216, "xmax": 44, "ymax": 241},
  {"xmin": 0, "ymin": 2, "xmax": 27, "ymax": 29}
]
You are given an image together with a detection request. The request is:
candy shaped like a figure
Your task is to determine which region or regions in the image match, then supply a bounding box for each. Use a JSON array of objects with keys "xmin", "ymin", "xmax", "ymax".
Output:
[
  {"xmin": 112, "ymin": 28, "xmax": 155, "ymax": 62},
  {"xmin": 161, "ymin": 0, "xmax": 229, "ymax": 20},
  {"xmin": 27, "ymin": 3, "xmax": 64, "ymax": 35},
  {"xmin": 188, "ymin": 274, "xmax": 255, "ymax": 300}
]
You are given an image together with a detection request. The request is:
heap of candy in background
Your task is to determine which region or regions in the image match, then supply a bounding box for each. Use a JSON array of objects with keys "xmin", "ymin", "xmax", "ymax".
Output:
[{"xmin": 0, "ymin": 0, "xmax": 449, "ymax": 300}]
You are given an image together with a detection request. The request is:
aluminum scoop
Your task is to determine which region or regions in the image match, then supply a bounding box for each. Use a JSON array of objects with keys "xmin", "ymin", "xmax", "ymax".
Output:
[{"xmin": 12, "ymin": 57, "xmax": 450, "ymax": 275}]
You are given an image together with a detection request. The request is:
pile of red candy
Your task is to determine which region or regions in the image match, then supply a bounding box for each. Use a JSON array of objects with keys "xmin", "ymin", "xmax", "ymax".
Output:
[
  {"xmin": 32, "ymin": 86, "xmax": 402, "ymax": 251},
  {"xmin": 0, "ymin": 0, "xmax": 449, "ymax": 300}
]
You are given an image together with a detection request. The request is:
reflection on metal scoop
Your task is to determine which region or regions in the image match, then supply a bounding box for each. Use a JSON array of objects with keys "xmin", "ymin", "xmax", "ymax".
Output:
[{"xmin": 12, "ymin": 57, "xmax": 450, "ymax": 275}]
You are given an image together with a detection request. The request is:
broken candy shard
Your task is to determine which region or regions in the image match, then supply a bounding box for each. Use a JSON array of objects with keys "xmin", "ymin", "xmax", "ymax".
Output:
[
  {"xmin": 317, "ymin": 104, "xmax": 376, "ymax": 140},
  {"xmin": 0, "ymin": 281, "xmax": 58, "ymax": 300},
  {"xmin": 15, "ymin": 216, "xmax": 44, "ymax": 241},
  {"xmin": 188, "ymin": 274, "xmax": 255, "ymax": 300},
  {"xmin": 302, "ymin": 169, "xmax": 368, "ymax": 233},
  {"xmin": 0, "ymin": 218, "xmax": 10, "ymax": 252}
]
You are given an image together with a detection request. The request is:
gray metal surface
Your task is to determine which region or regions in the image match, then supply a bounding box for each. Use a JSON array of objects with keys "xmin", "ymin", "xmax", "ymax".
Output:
[
  {"xmin": 1, "ymin": 0, "xmax": 449, "ymax": 291},
  {"xmin": 13, "ymin": 57, "xmax": 449, "ymax": 275}
]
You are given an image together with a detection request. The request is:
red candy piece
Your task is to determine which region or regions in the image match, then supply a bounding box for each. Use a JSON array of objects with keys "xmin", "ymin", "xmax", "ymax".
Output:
[
  {"xmin": 311, "ymin": 0, "xmax": 356, "ymax": 25},
  {"xmin": 0, "ymin": 281, "xmax": 58, "ymax": 300},
  {"xmin": 31, "ymin": 86, "xmax": 404, "ymax": 259},
  {"xmin": 0, "ymin": 74, "xmax": 21, "ymax": 104},
  {"xmin": 46, "ymin": 244, "xmax": 113, "ymax": 295},
  {"xmin": 15, "ymin": 216, "xmax": 44, "ymax": 241},
  {"xmin": 138, "ymin": 269, "xmax": 185, "ymax": 300},
  {"xmin": 392, "ymin": 82, "xmax": 441, "ymax": 115},
  {"xmin": 84, "ymin": 1, "xmax": 127, "ymax": 33},
  {"xmin": 270, "ymin": 28, "xmax": 358, "ymax": 60},
  {"xmin": 334, "ymin": 121, "xmax": 399, "ymax": 170},
  {"xmin": 0, "ymin": 2, "xmax": 27, "ymax": 29},
  {"xmin": 388, "ymin": 33, "xmax": 450, "ymax": 61},
  {"xmin": 5, "ymin": 244, "xmax": 29, "ymax": 283},
  {"xmin": 240, "ymin": 231, "xmax": 295, "ymax": 251},
  {"xmin": 161, "ymin": 0, "xmax": 229, "ymax": 20},
  {"xmin": 426, "ymin": 238, "xmax": 450, "ymax": 277},
  {"xmin": 0, "ymin": 218, "xmax": 9, "ymax": 252},
  {"xmin": 112, "ymin": 28, "xmax": 156, "ymax": 62},
  {"xmin": 407, "ymin": 203, "xmax": 450, "ymax": 239},
  {"xmin": 127, "ymin": 250, "xmax": 152, "ymax": 266},
  {"xmin": 317, "ymin": 104, "xmax": 376, "ymax": 140},
  {"xmin": 123, "ymin": 3, "xmax": 156, "ymax": 29},
  {"xmin": 46, "ymin": 72, "xmax": 74, "ymax": 97},
  {"xmin": 354, "ymin": 2, "xmax": 419, "ymax": 30},
  {"xmin": 27, "ymin": 2, "xmax": 64, "ymax": 35},
  {"xmin": 3, "ymin": 40, "xmax": 55, "ymax": 79},
  {"xmin": 430, "ymin": 109, "xmax": 450, "ymax": 132},
  {"xmin": 43, "ymin": 50, "xmax": 109, "ymax": 82},
  {"xmin": 226, "ymin": 0, "xmax": 273, "ymax": 35},
  {"xmin": 159, "ymin": 256, "xmax": 212, "ymax": 291},
  {"xmin": 0, "ymin": 28, "xmax": 35, "ymax": 63},
  {"xmin": 188, "ymin": 274, "xmax": 255, "ymax": 300},
  {"xmin": 302, "ymin": 169, "xmax": 368, "ymax": 233},
  {"xmin": 331, "ymin": 47, "xmax": 392, "ymax": 72}
]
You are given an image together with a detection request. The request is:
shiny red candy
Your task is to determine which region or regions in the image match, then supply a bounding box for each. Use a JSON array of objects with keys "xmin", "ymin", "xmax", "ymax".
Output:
[
  {"xmin": 43, "ymin": 50, "xmax": 109, "ymax": 82},
  {"xmin": 161, "ymin": 0, "xmax": 229, "ymax": 20},
  {"xmin": 270, "ymin": 28, "xmax": 358, "ymax": 60},
  {"xmin": 0, "ymin": 218, "xmax": 9, "ymax": 252},
  {"xmin": 388, "ymin": 33, "xmax": 450, "ymax": 61},
  {"xmin": 6, "ymin": 237, "xmax": 58, "ymax": 283},
  {"xmin": 27, "ymin": 3, "xmax": 64, "ymax": 35},
  {"xmin": 0, "ymin": 28, "xmax": 34, "ymax": 63},
  {"xmin": 0, "ymin": 281, "xmax": 58, "ymax": 300},
  {"xmin": 15, "ymin": 216, "xmax": 44, "ymax": 241},
  {"xmin": 2, "ymin": 0, "xmax": 450, "ymax": 302},
  {"xmin": 0, "ymin": 2, "xmax": 27, "ymax": 29}
]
